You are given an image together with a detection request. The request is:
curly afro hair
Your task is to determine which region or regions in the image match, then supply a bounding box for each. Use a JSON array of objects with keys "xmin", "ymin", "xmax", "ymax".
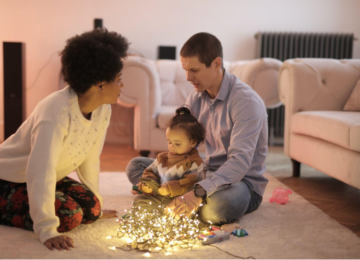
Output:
[
  {"xmin": 168, "ymin": 106, "xmax": 206, "ymax": 145},
  {"xmin": 60, "ymin": 28, "xmax": 129, "ymax": 94}
]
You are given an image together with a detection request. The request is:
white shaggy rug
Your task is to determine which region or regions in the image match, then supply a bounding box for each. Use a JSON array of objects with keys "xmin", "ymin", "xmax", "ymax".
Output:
[{"xmin": 1, "ymin": 172, "xmax": 360, "ymax": 259}]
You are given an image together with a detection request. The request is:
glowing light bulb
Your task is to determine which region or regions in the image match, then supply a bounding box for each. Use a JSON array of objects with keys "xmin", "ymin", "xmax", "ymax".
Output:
[
  {"xmin": 108, "ymin": 246, "xmax": 116, "ymax": 250},
  {"xmin": 165, "ymin": 252, "xmax": 171, "ymax": 255},
  {"xmin": 106, "ymin": 236, "xmax": 112, "ymax": 239},
  {"xmin": 144, "ymin": 252, "xmax": 150, "ymax": 257}
]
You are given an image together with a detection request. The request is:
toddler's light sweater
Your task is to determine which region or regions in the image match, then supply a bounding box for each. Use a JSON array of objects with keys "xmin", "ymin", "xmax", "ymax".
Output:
[
  {"xmin": 0, "ymin": 86, "xmax": 110, "ymax": 243},
  {"xmin": 141, "ymin": 148, "xmax": 204, "ymax": 197}
]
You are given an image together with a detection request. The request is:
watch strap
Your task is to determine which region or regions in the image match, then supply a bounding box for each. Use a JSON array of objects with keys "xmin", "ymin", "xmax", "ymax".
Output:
[{"xmin": 194, "ymin": 184, "xmax": 207, "ymax": 205}]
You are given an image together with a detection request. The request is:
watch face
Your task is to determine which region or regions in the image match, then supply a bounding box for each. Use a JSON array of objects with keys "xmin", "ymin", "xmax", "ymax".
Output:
[{"xmin": 195, "ymin": 186, "xmax": 206, "ymax": 197}]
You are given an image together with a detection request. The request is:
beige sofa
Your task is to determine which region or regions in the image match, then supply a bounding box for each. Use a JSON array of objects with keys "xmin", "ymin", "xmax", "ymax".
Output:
[
  {"xmin": 118, "ymin": 56, "xmax": 282, "ymax": 155},
  {"xmin": 278, "ymin": 58, "xmax": 360, "ymax": 189}
]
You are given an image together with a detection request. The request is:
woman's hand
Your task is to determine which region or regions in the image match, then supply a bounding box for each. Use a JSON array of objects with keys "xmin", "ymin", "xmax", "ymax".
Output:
[
  {"xmin": 44, "ymin": 235, "xmax": 74, "ymax": 251},
  {"xmin": 158, "ymin": 184, "xmax": 170, "ymax": 196},
  {"xmin": 100, "ymin": 209, "xmax": 118, "ymax": 219}
]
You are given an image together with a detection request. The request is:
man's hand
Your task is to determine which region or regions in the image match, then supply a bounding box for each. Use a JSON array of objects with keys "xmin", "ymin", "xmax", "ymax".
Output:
[
  {"xmin": 44, "ymin": 235, "xmax": 74, "ymax": 251},
  {"xmin": 165, "ymin": 190, "xmax": 202, "ymax": 218},
  {"xmin": 100, "ymin": 209, "xmax": 118, "ymax": 219},
  {"xmin": 158, "ymin": 184, "xmax": 170, "ymax": 196}
]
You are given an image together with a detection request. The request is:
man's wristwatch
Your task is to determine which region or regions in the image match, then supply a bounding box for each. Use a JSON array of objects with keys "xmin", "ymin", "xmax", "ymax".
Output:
[{"xmin": 194, "ymin": 184, "xmax": 207, "ymax": 205}]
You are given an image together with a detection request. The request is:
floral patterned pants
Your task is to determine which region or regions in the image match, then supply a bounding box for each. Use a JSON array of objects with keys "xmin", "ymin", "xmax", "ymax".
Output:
[{"xmin": 0, "ymin": 176, "xmax": 101, "ymax": 233}]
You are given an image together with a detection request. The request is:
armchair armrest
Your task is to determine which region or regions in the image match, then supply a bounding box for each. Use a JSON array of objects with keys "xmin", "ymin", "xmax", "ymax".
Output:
[
  {"xmin": 230, "ymin": 58, "xmax": 283, "ymax": 109},
  {"xmin": 117, "ymin": 56, "xmax": 162, "ymax": 150}
]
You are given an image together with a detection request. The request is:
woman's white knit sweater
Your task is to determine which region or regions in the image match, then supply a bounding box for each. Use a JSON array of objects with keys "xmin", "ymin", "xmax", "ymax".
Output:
[{"xmin": 0, "ymin": 86, "xmax": 111, "ymax": 243}]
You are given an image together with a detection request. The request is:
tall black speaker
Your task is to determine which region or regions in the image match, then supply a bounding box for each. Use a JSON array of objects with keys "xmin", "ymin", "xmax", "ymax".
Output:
[
  {"xmin": 3, "ymin": 42, "xmax": 26, "ymax": 140},
  {"xmin": 94, "ymin": 19, "xmax": 103, "ymax": 29}
]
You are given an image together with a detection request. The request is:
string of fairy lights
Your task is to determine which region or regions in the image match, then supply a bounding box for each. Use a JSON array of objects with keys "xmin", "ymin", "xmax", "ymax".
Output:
[
  {"xmin": 105, "ymin": 197, "xmax": 254, "ymax": 259},
  {"xmin": 106, "ymin": 197, "xmax": 207, "ymax": 256}
]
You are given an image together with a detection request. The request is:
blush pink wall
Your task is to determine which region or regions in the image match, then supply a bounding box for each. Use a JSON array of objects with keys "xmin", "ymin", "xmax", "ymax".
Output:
[{"xmin": 0, "ymin": 0, "xmax": 359, "ymax": 141}]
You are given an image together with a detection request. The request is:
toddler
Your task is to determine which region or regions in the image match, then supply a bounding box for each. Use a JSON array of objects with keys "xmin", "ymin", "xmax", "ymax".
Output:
[{"xmin": 133, "ymin": 106, "xmax": 206, "ymax": 209}]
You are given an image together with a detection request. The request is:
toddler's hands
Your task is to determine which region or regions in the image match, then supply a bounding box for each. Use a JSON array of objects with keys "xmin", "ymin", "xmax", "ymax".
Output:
[
  {"xmin": 131, "ymin": 189, "xmax": 139, "ymax": 195},
  {"xmin": 131, "ymin": 182, "xmax": 141, "ymax": 195},
  {"xmin": 158, "ymin": 184, "xmax": 170, "ymax": 196},
  {"xmin": 141, "ymin": 183, "xmax": 153, "ymax": 193}
]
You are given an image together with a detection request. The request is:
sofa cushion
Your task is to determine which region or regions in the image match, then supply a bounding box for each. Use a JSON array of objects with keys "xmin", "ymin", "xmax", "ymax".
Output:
[
  {"xmin": 157, "ymin": 105, "xmax": 178, "ymax": 130},
  {"xmin": 291, "ymin": 111, "xmax": 360, "ymax": 152},
  {"xmin": 157, "ymin": 61, "xmax": 193, "ymax": 106}
]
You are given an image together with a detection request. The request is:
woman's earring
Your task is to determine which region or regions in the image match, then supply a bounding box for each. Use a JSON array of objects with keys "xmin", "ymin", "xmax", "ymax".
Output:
[{"xmin": 99, "ymin": 85, "xmax": 103, "ymax": 92}]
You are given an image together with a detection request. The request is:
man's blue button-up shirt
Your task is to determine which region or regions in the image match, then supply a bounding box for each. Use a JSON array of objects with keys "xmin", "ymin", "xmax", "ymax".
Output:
[{"xmin": 185, "ymin": 70, "xmax": 269, "ymax": 197}]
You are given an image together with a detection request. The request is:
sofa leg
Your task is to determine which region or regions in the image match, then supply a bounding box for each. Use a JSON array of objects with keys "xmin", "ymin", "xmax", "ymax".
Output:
[
  {"xmin": 139, "ymin": 150, "xmax": 150, "ymax": 157},
  {"xmin": 291, "ymin": 159, "xmax": 301, "ymax": 177}
]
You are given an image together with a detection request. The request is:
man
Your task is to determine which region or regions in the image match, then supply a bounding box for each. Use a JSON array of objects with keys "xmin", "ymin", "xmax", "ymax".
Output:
[{"xmin": 127, "ymin": 32, "xmax": 268, "ymax": 225}]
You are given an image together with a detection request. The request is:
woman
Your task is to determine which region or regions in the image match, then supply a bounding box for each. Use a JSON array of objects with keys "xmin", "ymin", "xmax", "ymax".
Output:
[{"xmin": 0, "ymin": 29, "xmax": 128, "ymax": 251}]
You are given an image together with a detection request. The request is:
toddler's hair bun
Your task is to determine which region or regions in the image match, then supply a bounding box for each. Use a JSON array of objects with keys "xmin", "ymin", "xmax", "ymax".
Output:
[{"xmin": 176, "ymin": 106, "xmax": 191, "ymax": 116}]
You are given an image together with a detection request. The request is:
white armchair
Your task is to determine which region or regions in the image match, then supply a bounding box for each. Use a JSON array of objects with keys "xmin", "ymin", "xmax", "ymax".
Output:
[
  {"xmin": 118, "ymin": 56, "xmax": 282, "ymax": 155},
  {"xmin": 278, "ymin": 58, "xmax": 360, "ymax": 189}
]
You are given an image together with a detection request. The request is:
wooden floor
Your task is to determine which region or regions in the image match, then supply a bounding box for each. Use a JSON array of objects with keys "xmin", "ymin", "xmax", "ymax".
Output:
[
  {"xmin": 277, "ymin": 176, "xmax": 360, "ymax": 237},
  {"xmin": 100, "ymin": 144, "xmax": 140, "ymax": 172},
  {"xmin": 100, "ymin": 144, "xmax": 360, "ymax": 237}
]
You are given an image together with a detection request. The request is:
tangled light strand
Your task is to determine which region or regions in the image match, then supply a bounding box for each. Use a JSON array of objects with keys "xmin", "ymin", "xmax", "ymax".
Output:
[
  {"xmin": 115, "ymin": 199, "xmax": 205, "ymax": 253},
  {"xmin": 107, "ymin": 199, "xmax": 256, "ymax": 259}
]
